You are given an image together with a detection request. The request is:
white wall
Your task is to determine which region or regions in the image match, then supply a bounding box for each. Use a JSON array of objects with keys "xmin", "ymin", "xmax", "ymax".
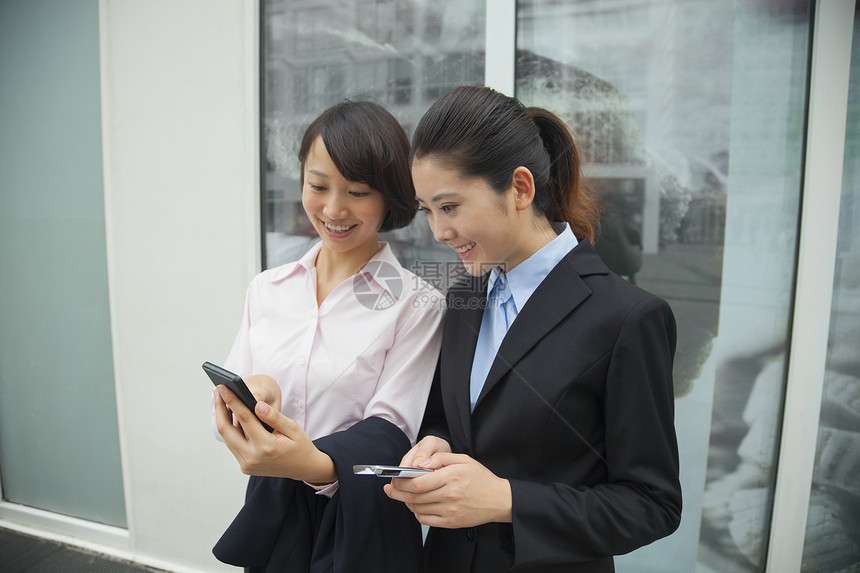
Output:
[{"xmin": 100, "ymin": 0, "xmax": 260, "ymax": 569}]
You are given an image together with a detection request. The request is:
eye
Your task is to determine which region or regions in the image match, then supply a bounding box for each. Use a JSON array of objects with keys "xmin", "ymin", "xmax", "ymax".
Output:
[
  {"xmin": 440, "ymin": 204, "xmax": 457, "ymax": 213},
  {"xmin": 307, "ymin": 183, "xmax": 326, "ymax": 192},
  {"xmin": 349, "ymin": 191, "xmax": 370, "ymax": 198}
]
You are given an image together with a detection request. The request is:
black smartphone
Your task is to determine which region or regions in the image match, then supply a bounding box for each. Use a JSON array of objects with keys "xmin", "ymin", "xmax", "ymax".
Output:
[{"xmin": 203, "ymin": 361, "xmax": 274, "ymax": 432}]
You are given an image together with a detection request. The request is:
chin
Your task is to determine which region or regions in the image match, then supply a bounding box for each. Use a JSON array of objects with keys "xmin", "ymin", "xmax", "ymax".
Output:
[{"xmin": 463, "ymin": 260, "xmax": 493, "ymax": 277}]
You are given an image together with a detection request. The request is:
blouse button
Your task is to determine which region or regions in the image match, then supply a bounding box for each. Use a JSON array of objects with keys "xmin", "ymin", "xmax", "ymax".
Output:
[{"xmin": 298, "ymin": 358, "xmax": 306, "ymax": 365}]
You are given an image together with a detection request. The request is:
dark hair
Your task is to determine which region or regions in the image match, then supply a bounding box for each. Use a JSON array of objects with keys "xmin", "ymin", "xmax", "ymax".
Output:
[
  {"xmin": 411, "ymin": 86, "xmax": 599, "ymax": 242},
  {"xmin": 298, "ymin": 101, "xmax": 416, "ymax": 232}
]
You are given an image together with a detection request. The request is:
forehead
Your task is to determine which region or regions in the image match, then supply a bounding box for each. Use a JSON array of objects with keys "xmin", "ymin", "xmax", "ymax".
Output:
[
  {"xmin": 412, "ymin": 158, "xmax": 492, "ymax": 202},
  {"xmin": 305, "ymin": 135, "xmax": 333, "ymax": 168},
  {"xmin": 303, "ymin": 136, "xmax": 372, "ymax": 190}
]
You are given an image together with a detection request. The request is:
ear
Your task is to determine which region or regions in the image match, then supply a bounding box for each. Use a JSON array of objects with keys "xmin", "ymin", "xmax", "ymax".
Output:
[{"xmin": 511, "ymin": 166, "xmax": 536, "ymax": 211}]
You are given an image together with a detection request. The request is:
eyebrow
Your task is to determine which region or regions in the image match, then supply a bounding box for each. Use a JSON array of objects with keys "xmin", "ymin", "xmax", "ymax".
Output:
[
  {"xmin": 418, "ymin": 192, "xmax": 459, "ymax": 204},
  {"xmin": 306, "ymin": 168, "xmax": 329, "ymax": 179}
]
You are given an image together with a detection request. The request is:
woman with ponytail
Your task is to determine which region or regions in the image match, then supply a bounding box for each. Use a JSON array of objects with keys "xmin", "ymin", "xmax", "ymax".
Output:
[{"xmin": 385, "ymin": 86, "xmax": 681, "ymax": 572}]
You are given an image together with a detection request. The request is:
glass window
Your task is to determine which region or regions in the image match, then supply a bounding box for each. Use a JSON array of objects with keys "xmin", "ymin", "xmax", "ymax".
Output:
[
  {"xmin": 801, "ymin": 9, "xmax": 860, "ymax": 572},
  {"xmin": 261, "ymin": 1, "xmax": 820, "ymax": 569},
  {"xmin": 517, "ymin": 1, "xmax": 811, "ymax": 571},
  {"xmin": 261, "ymin": 0, "xmax": 485, "ymax": 285},
  {"xmin": 0, "ymin": 0, "xmax": 126, "ymax": 528}
]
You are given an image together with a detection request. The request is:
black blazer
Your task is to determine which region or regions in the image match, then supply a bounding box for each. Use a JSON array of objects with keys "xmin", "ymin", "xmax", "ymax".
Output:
[
  {"xmin": 213, "ymin": 417, "xmax": 421, "ymax": 573},
  {"xmin": 421, "ymin": 240, "xmax": 681, "ymax": 573}
]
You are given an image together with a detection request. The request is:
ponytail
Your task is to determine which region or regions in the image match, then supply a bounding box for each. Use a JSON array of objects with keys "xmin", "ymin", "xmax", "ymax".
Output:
[
  {"xmin": 412, "ymin": 86, "xmax": 599, "ymax": 243},
  {"xmin": 527, "ymin": 108, "xmax": 599, "ymax": 242}
]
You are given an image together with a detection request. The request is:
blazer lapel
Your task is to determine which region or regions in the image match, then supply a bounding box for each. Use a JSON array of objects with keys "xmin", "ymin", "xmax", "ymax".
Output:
[
  {"xmin": 474, "ymin": 241, "xmax": 609, "ymax": 411},
  {"xmin": 446, "ymin": 276, "xmax": 487, "ymax": 451}
]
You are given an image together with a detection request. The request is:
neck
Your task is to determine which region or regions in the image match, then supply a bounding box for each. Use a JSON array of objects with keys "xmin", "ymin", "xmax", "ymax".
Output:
[
  {"xmin": 505, "ymin": 217, "xmax": 557, "ymax": 272},
  {"xmin": 315, "ymin": 240, "xmax": 381, "ymax": 283},
  {"xmin": 529, "ymin": 217, "xmax": 559, "ymax": 251}
]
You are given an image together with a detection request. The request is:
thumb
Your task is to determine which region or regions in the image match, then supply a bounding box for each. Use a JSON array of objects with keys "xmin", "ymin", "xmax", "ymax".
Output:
[
  {"xmin": 427, "ymin": 451, "xmax": 468, "ymax": 469},
  {"xmin": 409, "ymin": 436, "xmax": 450, "ymax": 467},
  {"xmin": 256, "ymin": 402, "xmax": 301, "ymax": 438}
]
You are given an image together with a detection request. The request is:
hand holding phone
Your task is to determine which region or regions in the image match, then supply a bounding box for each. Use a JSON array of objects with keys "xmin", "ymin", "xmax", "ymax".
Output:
[
  {"xmin": 203, "ymin": 361, "xmax": 274, "ymax": 432},
  {"xmin": 353, "ymin": 465, "xmax": 434, "ymax": 478}
]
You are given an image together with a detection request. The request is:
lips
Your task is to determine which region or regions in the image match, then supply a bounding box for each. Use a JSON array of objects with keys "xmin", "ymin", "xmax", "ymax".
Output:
[
  {"xmin": 322, "ymin": 220, "xmax": 358, "ymax": 236},
  {"xmin": 453, "ymin": 241, "xmax": 476, "ymax": 258}
]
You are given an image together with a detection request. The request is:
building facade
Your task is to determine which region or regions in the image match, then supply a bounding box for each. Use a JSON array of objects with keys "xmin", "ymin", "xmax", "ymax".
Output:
[{"xmin": 0, "ymin": 1, "xmax": 856, "ymax": 571}]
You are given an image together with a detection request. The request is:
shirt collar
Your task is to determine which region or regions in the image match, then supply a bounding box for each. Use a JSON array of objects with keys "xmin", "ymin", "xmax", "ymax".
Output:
[
  {"xmin": 487, "ymin": 223, "xmax": 578, "ymax": 310},
  {"xmin": 266, "ymin": 241, "xmax": 322, "ymax": 283},
  {"xmin": 267, "ymin": 241, "xmax": 400, "ymax": 299},
  {"xmin": 354, "ymin": 242, "xmax": 401, "ymax": 297}
]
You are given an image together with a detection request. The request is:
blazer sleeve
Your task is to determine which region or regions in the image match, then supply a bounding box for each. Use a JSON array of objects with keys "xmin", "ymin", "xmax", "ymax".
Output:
[
  {"xmin": 507, "ymin": 296, "xmax": 682, "ymax": 568},
  {"xmin": 314, "ymin": 417, "xmax": 423, "ymax": 573},
  {"xmin": 213, "ymin": 417, "xmax": 422, "ymax": 573}
]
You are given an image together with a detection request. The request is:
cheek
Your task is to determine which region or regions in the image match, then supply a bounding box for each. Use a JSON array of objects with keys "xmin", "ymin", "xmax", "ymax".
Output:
[
  {"xmin": 470, "ymin": 223, "xmax": 504, "ymax": 260},
  {"xmin": 301, "ymin": 190, "xmax": 319, "ymax": 214},
  {"xmin": 364, "ymin": 198, "xmax": 388, "ymax": 228},
  {"xmin": 425, "ymin": 216, "xmax": 437, "ymax": 235}
]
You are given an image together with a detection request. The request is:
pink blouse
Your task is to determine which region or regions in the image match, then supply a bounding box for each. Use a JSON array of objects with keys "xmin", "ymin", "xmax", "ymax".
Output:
[{"xmin": 224, "ymin": 242, "xmax": 444, "ymax": 445}]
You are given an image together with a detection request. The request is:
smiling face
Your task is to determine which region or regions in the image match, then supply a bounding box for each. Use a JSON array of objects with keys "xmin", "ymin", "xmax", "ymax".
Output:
[
  {"xmin": 412, "ymin": 157, "xmax": 542, "ymax": 276},
  {"xmin": 302, "ymin": 136, "xmax": 386, "ymax": 260}
]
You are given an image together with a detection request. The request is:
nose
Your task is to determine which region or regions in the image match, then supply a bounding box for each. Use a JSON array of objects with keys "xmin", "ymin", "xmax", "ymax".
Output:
[
  {"xmin": 430, "ymin": 218, "xmax": 455, "ymax": 243},
  {"xmin": 323, "ymin": 193, "xmax": 348, "ymax": 220}
]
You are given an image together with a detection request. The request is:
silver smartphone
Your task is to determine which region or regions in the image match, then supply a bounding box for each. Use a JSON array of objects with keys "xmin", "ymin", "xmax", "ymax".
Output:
[{"xmin": 353, "ymin": 465, "xmax": 434, "ymax": 478}]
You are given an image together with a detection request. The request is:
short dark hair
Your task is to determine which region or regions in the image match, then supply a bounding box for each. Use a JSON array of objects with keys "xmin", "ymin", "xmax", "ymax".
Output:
[
  {"xmin": 298, "ymin": 101, "xmax": 416, "ymax": 232},
  {"xmin": 411, "ymin": 86, "xmax": 598, "ymax": 242}
]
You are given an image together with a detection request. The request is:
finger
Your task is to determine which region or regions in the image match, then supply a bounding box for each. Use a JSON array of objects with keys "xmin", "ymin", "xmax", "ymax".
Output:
[
  {"xmin": 214, "ymin": 387, "xmax": 241, "ymax": 436},
  {"xmin": 399, "ymin": 444, "xmax": 421, "ymax": 467},
  {"xmin": 384, "ymin": 482, "xmax": 425, "ymax": 504},
  {"xmin": 388, "ymin": 471, "xmax": 447, "ymax": 502},
  {"xmin": 411, "ymin": 436, "xmax": 449, "ymax": 468},
  {"xmin": 216, "ymin": 385, "xmax": 262, "ymax": 435},
  {"xmin": 213, "ymin": 389, "xmax": 250, "ymax": 460},
  {"xmin": 429, "ymin": 451, "xmax": 471, "ymax": 468},
  {"xmin": 413, "ymin": 512, "xmax": 452, "ymax": 529},
  {"xmin": 385, "ymin": 479, "xmax": 424, "ymax": 501},
  {"xmin": 245, "ymin": 374, "xmax": 280, "ymax": 407},
  {"xmin": 255, "ymin": 402, "xmax": 302, "ymax": 438}
]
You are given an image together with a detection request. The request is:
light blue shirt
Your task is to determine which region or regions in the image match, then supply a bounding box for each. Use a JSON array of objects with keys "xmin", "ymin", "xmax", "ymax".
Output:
[{"xmin": 469, "ymin": 224, "xmax": 579, "ymax": 411}]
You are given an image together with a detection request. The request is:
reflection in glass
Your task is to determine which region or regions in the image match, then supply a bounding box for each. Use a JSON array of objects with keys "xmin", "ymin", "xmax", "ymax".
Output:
[
  {"xmin": 517, "ymin": 1, "xmax": 810, "ymax": 571},
  {"xmin": 261, "ymin": 0, "xmax": 485, "ymax": 286},
  {"xmin": 801, "ymin": 10, "xmax": 860, "ymax": 572}
]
